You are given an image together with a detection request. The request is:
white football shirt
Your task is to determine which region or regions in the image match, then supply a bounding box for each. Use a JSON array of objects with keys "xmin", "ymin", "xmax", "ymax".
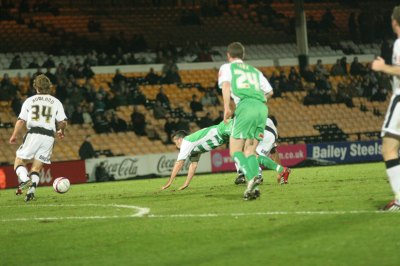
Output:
[{"xmin": 18, "ymin": 94, "xmax": 67, "ymax": 132}]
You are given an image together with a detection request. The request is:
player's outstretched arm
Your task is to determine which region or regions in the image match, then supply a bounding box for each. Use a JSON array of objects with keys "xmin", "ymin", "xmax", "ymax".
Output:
[
  {"xmin": 178, "ymin": 162, "xmax": 198, "ymax": 190},
  {"xmin": 9, "ymin": 119, "xmax": 25, "ymax": 144},
  {"xmin": 371, "ymin": 57, "xmax": 400, "ymax": 76},
  {"xmin": 161, "ymin": 160, "xmax": 185, "ymax": 190}
]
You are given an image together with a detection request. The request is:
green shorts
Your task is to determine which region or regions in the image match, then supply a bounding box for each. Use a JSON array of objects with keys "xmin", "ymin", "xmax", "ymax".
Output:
[{"xmin": 231, "ymin": 99, "xmax": 268, "ymax": 141}]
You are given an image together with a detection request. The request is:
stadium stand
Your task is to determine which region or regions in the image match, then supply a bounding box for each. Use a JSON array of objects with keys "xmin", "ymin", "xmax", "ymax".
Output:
[{"xmin": 0, "ymin": 0, "xmax": 395, "ymax": 165}]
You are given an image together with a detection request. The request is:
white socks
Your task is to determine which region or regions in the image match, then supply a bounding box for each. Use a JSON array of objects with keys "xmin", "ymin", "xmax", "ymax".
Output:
[
  {"xmin": 15, "ymin": 166, "xmax": 29, "ymax": 183},
  {"xmin": 385, "ymin": 159, "xmax": 400, "ymax": 202},
  {"xmin": 30, "ymin": 172, "xmax": 40, "ymax": 186}
]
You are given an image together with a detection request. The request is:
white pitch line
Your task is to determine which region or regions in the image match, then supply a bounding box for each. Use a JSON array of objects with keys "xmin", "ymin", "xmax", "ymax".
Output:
[
  {"xmin": 0, "ymin": 204, "xmax": 150, "ymax": 222},
  {"xmin": 147, "ymin": 210, "xmax": 397, "ymax": 218},
  {"xmin": 1, "ymin": 206, "xmax": 398, "ymax": 222}
]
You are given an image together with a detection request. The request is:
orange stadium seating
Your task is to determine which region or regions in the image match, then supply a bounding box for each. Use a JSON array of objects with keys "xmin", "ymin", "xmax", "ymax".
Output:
[{"xmin": 0, "ymin": 63, "xmax": 389, "ymax": 165}]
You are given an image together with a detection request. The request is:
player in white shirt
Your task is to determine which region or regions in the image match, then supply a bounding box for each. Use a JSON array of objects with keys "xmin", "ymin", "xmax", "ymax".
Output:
[
  {"xmin": 9, "ymin": 74, "xmax": 67, "ymax": 202},
  {"xmin": 371, "ymin": 5, "xmax": 400, "ymax": 211}
]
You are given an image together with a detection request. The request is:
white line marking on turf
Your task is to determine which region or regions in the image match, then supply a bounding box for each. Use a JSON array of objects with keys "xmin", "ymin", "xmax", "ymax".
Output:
[
  {"xmin": 0, "ymin": 204, "xmax": 150, "ymax": 222},
  {"xmin": 147, "ymin": 210, "xmax": 397, "ymax": 218},
  {"xmin": 2, "ymin": 206, "xmax": 398, "ymax": 222}
]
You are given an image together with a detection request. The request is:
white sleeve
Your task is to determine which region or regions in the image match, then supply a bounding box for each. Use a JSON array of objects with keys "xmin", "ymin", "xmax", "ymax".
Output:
[
  {"xmin": 176, "ymin": 139, "xmax": 193, "ymax": 161},
  {"xmin": 218, "ymin": 63, "xmax": 232, "ymax": 89},
  {"xmin": 260, "ymin": 73, "xmax": 273, "ymax": 94},
  {"xmin": 55, "ymin": 100, "xmax": 67, "ymax": 122},
  {"xmin": 18, "ymin": 99, "xmax": 29, "ymax": 121}
]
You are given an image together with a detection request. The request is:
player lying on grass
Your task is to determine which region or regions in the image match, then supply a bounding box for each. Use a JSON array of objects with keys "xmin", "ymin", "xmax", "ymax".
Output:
[
  {"xmin": 234, "ymin": 118, "xmax": 290, "ymax": 185},
  {"xmin": 161, "ymin": 119, "xmax": 290, "ymax": 191},
  {"xmin": 160, "ymin": 120, "xmax": 231, "ymax": 190}
]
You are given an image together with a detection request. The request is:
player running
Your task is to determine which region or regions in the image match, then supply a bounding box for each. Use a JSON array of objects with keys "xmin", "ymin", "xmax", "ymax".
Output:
[
  {"xmin": 9, "ymin": 74, "xmax": 67, "ymax": 202},
  {"xmin": 219, "ymin": 42, "xmax": 273, "ymax": 200},
  {"xmin": 371, "ymin": 5, "xmax": 400, "ymax": 211},
  {"xmin": 160, "ymin": 120, "xmax": 231, "ymax": 190},
  {"xmin": 235, "ymin": 118, "xmax": 291, "ymax": 185}
]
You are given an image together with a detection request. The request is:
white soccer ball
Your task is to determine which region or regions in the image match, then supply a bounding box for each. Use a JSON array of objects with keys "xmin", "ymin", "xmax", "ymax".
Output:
[{"xmin": 53, "ymin": 177, "xmax": 70, "ymax": 194}]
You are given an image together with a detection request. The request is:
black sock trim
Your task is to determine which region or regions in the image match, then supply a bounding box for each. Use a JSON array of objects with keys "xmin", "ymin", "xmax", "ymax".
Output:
[
  {"xmin": 30, "ymin": 171, "xmax": 40, "ymax": 177},
  {"xmin": 15, "ymin": 165, "xmax": 26, "ymax": 173},
  {"xmin": 385, "ymin": 159, "xmax": 400, "ymax": 169}
]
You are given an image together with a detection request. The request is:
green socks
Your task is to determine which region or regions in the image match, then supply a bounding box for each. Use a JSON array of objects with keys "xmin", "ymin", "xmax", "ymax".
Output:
[
  {"xmin": 257, "ymin": 155, "xmax": 284, "ymax": 174},
  {"xmin": 233, "ymin": 152, "xmax": 251, "ymax": 181},
  {"xmin": 246, "ymin": 155, "xmax": 260, "ymax": 181}
]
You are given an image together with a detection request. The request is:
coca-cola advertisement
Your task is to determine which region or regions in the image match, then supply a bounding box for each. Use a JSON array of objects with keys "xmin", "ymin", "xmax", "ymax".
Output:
[
  {"xmin": 0, "ymin": 160, "xmax": 87, "ymax": 189},
  {"xmin": 85, "ymin": 152, "xmax": 212, "ymax": 181}
]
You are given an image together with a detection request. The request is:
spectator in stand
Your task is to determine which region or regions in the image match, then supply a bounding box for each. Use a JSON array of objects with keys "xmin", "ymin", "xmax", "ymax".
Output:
[
  {"xmin": 109, "ymin": 112, "xmax": 127, "ymax": 132},
  {"xmin": 272, "ymin": 80, "xmax": 282, "ymax": 97},
  {"xmin": 63, "ymin": 98, "xmax": 75, "ymax": 119},
  {"xmin": 82, "ymin": 63, "xmax": 95, "ymax": 79},
  {"xmin": 42, "ymin": 55, "xmax": 56, "ymax": 68},
  {"xmin": 340, "ymin": 57, "xmax": 348, "ymax": 75},
  {"xmin": 28, "ymin": 58, "xmax": 40, "ymax": 69},
  {"xmin": 9, "ymin": 55, "xmax": 23, "ymax": 69},
  {"xmin": 314, "ymin": 59, "xmax": 329, "ymax": 77},
  {"xmin": 87, "ymin": 17, "xmax": 102, "ymax": 33},
  {"xmin": 198, "ymin": 112, "xmax": 214, "ymax": 128},
  {"xmin": 156, "ymin": 87, "xmax": 170, "ymax": 107},
  {"xmin": 11, "ymin": 93, "xmax": 23, "ymax": 116},
  {"xmin": 201, "ymin": 91, "xmax": 218, "ymax": 106},
  {"xmin": 350, "ymin": 57, "xmax": 366, "ymax": 76},
  {"xmin": 315, "ymin": 74, "xmax": 327, "ymax": 91},
  {"xmin": 79, "ymin": 135, "xmax": 97, "ymax": 160},
  {"xmin": 82, "ymin": 106, "xmax": 93, "ymax": 125},
  {"xmin": 331, "ymin": 59, "xmax": 345, "ymax": 76},
  {"xmin": 131, "ymin": 106, "xmax": 146, "ymax": 136},
  {"xmin": 164, "ymin": 115, "xmax": 176, "ymax": 143},
  {"xmin": 214, "ymin": 110, "xmax": 223, "ymax": 124},
  {"xmin": 145, "ymin": 67, "xmax": 160, "ymax": 84},
  {"xmin": 190, "ymin": 94, "xmax": 203, "ymax": 113},
  {"xmin": 302, "ymin": 65, "xmax": 316, "ymax": 82},
  {"xmin": 112, "ymin": 69, "xmax": 126, "ymax": 84},
  {"xmin": 45, "ymin": 67, "xmax": 56, "ymax": 83},
  {"xmin": 94, "ymin": 93, "xmax": 106, "ymax": 113},
  {"xmin": 70, "ymin": 106, "xmax": 84, "ymax": 125},
  {"xmin": 288, "ymin": 66, "xmax": 301, "ymax": 82},
  {"xmin": 371, "ymin": 86, "xmax": 388, "ymax": 102},
  {"xmin": 93, "ymin": 112, "xmax": 111, "ymax": 134},
  {"xmin": 153, "ymin": 100, "xmax": 167, "ymax": 119},
  {"xmin": 269, "ymin": 71, "xmax": 278, "ymax": 85},
  {"xmin": 176, "ymin": 117, "xmax": 190, "ymax": 132}
]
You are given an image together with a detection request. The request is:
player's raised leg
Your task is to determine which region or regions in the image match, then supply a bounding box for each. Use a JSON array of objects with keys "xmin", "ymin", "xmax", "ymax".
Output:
[{"xmin": 257, "ymin": 155, "xmax": 291, "ymax": 184}]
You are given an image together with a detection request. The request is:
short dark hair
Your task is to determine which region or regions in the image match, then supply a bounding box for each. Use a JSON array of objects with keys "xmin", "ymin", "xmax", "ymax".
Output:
[
  {"xmin": 393, "ymin": 5, "xmax": 400, "ymax": 25},
  {"xmin": 171, "ymin": 130, "xmax": 188, "ymax": 140},
  {"xmin": 227, "ymin": 42, "xmax": 245, "ymax": 59}
]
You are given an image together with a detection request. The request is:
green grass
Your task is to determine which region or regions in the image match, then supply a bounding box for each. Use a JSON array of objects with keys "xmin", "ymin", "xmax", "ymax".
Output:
[{"xmin": 1, "ymin": 162, "xmax": 399, "ymax": 266}]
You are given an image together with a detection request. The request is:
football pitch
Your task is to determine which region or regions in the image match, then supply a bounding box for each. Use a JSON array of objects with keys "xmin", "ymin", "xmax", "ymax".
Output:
[{"xmin": 1, "ymin": 162, "xmax": 399, "ymax": 266}]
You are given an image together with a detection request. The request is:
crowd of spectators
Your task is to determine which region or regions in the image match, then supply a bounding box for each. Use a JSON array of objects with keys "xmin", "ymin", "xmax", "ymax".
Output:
[
  {"xmin": 1, "ymin": 54, "xmax": 391, "ymax": 148},
  {"xmin": 297, "ymin": 57, "xmax": 390, "ymax": 107}
]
